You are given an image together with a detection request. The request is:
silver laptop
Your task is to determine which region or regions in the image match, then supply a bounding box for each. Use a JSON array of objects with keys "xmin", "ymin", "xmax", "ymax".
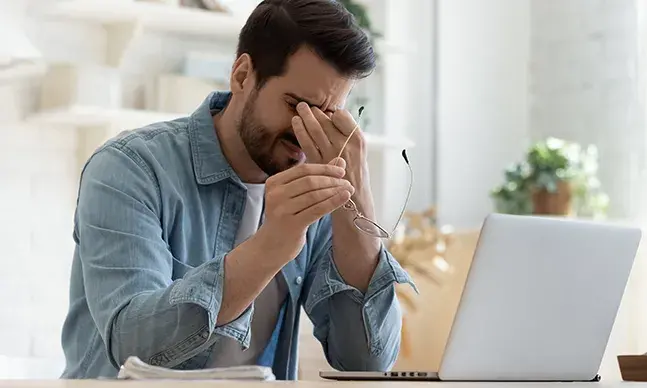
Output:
[{"xmin": 320, "ymin": 213, "xmax": 642, "ymax": 382}]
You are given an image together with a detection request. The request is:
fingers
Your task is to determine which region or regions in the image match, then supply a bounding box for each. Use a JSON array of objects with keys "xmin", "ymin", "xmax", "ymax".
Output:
[
  {"xmin": 312, "ymin": 108, "xmax": 350, "ymax": 152},
  {"xmin": 283, "ymin": 185, "xmax": 354, "ymax": 215},
  {"xmin": 331, "ymin": 109, "xmax": 358, "ymax": 136},
  {"xmin": 328, "ymin": 157, "xmax": 346, "ymax": 169},
  {"xmin": 292, "ymin": 116, "xmax": 320, "ymax": 161},
  {"xmin": 294, "ymin": 189, "xmax": 352, "ymax": 225},
  {"xmin": 284, "ymin": 174, "xmax": 351, "ymax": 198},
  {"xmin": 311, "ymin": 108, "xmax": 331, "ymax": 123},
  {"xmin": 296, "ymin": 103, "xmax": 331, "ymax": 149},
  {"xmin": 311, "ymin": 107, "xmax": 344, "ymax": 141},
  {"xmin": 267, "ymin": 163, "xmax": 345, "ymax": 186}
]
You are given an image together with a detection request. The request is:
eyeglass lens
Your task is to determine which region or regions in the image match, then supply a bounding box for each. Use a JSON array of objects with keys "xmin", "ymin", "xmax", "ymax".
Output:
[{"xmin": 354, "ymin": 217, "xmax": 390, "ymax": 238}]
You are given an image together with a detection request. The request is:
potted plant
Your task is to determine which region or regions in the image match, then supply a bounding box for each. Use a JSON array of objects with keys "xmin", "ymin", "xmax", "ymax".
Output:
[
  {"xmin": 490, "ymin": 162, "xmax": 534, "ymax": 215},
  {"xmin": 490, "ymin": 137, "xmax": 609, "ymax": 218}
]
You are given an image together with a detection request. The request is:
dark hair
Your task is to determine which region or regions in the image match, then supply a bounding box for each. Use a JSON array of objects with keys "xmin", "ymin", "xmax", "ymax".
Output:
[{"xmin": 236, "ymin": 0, "xmax": 376, "ymax": 89}]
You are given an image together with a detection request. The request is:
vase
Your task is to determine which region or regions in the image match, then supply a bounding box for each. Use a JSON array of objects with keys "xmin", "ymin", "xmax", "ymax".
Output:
[{"xmin": 531, "ymin": 180, "xmax": 572, "ymax": 216}]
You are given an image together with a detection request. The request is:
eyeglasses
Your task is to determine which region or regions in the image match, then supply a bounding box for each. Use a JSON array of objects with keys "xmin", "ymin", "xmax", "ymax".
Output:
[{"xmin": 335, "ymin": 106, "xmax": 413, "ymax": 239}]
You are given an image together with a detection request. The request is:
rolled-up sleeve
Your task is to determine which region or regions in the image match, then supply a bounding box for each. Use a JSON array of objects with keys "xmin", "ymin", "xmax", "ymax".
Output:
[
  {"xmin": 302, "ymin": 217, "xmax": 417, "ymax": 371},
  {"xmin": 77, "ymin": 144, "xmax": 251, "ymax": 369}
]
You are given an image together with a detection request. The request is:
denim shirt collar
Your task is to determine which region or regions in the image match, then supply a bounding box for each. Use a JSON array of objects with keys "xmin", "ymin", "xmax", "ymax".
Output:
[{"xmin": 188, "ymin": 91, "xmax": 239, "ymax": 185}]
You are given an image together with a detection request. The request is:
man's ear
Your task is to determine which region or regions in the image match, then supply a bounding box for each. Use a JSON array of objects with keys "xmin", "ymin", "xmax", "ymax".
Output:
[{"xmin": 230, "ymin": 53, "xmax": 254, "ymax": 93}]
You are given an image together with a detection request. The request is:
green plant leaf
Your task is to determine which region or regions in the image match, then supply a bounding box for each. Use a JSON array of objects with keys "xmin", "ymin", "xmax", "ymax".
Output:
[{"xmin": 490, "ymin": 137, "xmax": 608, "ymax": 217}]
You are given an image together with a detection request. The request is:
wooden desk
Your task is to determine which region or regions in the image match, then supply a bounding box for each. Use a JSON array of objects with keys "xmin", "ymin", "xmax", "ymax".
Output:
[{"xmin": 0, "ymin": 381, "xmax": 643, "ymax": 388}]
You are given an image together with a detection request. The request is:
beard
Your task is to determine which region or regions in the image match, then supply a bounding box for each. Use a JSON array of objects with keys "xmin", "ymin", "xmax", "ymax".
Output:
[{"xmin": 236, "ymin": 91, "xmax": 302, "ymax": 176}]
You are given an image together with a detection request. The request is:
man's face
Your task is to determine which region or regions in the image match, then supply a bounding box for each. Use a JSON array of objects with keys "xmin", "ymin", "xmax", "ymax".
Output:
[{"xmin": 235, "ymin": 47, "xmax": 354, "ymax": 176}]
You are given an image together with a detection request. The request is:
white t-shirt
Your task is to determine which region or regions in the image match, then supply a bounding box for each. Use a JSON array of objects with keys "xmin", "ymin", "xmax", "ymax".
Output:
[{"xmin": 208, "ymin": 182, "xmax": 288, "ymax": 367}]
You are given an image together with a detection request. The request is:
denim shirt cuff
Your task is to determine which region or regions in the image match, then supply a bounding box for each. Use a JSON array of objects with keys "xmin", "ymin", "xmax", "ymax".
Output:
[
  {"xmin": 213, "ymin": 304, "xmax": 253, "ymax": 349},
  {"xmin": 368, "ymin": 244, "xmax": 418, "ymax": 297},
  {"xmin": 168, "ymin": 255, "xmax": 252, "ymax": 348},
  {"xmin": 306, "ymin": 243, "xmax": 417, "ymax": 311},
  {"xmin": 304, "ymin": 243, "xmax": 417, "ymax": 357},
  {"xmin": 342, "ymin": 244, "xmax": 418, "ymax": 302}
]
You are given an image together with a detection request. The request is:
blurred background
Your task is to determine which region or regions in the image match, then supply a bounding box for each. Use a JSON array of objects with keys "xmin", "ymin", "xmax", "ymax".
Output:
[{"xmin": 1, "ymin": 0, "xmax": 647, "ymax": 381}]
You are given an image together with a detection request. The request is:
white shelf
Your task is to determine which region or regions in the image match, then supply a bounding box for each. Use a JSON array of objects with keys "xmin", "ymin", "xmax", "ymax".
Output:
[
  {"xmin": 37, "ymin": 0, "xmax": 245, "ymax": 39},
  {"xmin": 27, "ymin": 105, "xmax": 413, "ymax": 150},
  {"xmin": 0, "ymin": 61, "xmax": 47, "ymax": 82},
  {"xmin": 36, "ymin": 1, "xmax": 413, "ymax": 54},
  {"xmin": 27, "ymin": 105, "xmax": 184, "ymax": 128}
]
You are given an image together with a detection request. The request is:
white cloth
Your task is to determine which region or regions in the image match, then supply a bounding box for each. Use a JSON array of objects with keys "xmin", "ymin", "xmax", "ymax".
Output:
[{"xmin": 208, "ymin": 182, "xmax": 288, "ymax": 367}]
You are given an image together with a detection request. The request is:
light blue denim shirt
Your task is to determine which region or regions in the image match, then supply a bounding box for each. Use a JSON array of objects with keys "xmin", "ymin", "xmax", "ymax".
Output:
[{"xmin": 60, "ymin": 91, "xmax": 415, "ymax": 380}]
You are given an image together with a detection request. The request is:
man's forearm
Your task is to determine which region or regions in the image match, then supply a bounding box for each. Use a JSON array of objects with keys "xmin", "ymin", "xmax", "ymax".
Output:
[
  {"xmin": 321, "ymin": 285, "xmax": 403, "ymax": 371},
  {"xmin": 98, "ymin": 257, "xmax": 247, "ymax": 369},
  {"xmin": 304, "ymin": 245, "xmax": 408, "ymax": 372},
  {"xmin": 331, "ymin": 188, "xmax": 381, "ymax": 292},
  {"xmin": 217, "ymin": 226, "xmax": 292, "ymax": 325},
  {"xmin": 103, "ymin": 226, "xmax": 292, "ymax": 368}
]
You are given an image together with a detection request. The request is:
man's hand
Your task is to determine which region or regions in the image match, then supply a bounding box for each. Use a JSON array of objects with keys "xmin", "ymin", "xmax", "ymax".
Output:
[
  {"xmin": 292, "ymin": 102, "xmax": 376, "ymax": 216},
  {"xmin": 290, "ymin": 102, "xmax": 366, "ymax": 165},
  {"xmin": 259, "ymin": 161, "xmax": 355, "ymax": 259},
  {"xmin": 291, "ymin": 103, "xmax": 381, "ymax": 293},
  {"xmin": 219, "ymin": 161, "xmax": 353, "ymax": 325}
]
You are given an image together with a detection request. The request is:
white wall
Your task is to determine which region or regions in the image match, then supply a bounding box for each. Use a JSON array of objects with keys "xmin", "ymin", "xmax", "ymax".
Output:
[
  {"xmin": 435, "ymin": 0, "xmax": 530, "ymax": 230},
  {"xmin": 354, "ymin": 0, "xmax": 437, "ymax": 230},
  {"xmin": 530, "ymin": 0, "xmax": 644, "ymax": 221},
  {"xmin": 0, "ymin": 2, "xmax": 240, "ymax": 378},
  {"xmin": 0, "ymin": 79, "xmax": 77, "ymax": 379},
  {"xmin": 398, "ymin": 0, "xmax": 437, "ymax": 216},
  {"xmin": 529, "ymin": 0, "xmax": 644, "ymax": 379},
  {"xmin": 0, "ymin": 6, "xmax": 94, "ymax": 376}
]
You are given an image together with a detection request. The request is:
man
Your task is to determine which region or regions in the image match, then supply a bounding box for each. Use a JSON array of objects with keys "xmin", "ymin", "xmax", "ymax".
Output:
[{"xmin": 60, "ymin": 0, "xmax": 414, "ymax": 380}]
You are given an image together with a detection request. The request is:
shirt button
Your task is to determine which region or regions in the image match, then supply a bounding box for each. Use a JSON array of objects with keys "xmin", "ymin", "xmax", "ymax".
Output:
[{"xmin": 295, "ymin": 276, "xmax": 303, "ymax": 285}]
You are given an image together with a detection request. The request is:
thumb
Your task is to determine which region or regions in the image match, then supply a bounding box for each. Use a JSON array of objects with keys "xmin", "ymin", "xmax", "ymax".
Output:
[{"xmin": 329, "ymin": 157, "xmax": 346, "ymax": 170}]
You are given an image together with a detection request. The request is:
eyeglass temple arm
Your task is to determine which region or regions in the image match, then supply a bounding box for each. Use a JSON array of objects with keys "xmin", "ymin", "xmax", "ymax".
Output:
[
  {"xmin": 336, "ymin": 106, "xmax": 365, "ymax": 160},
  {"xmin": 344, "ymin": 107, "xmax": 412, "ymax": 238},
  {"xmin": 390, "ymin": 149, "xmax": 413, "ymax": 236}
]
